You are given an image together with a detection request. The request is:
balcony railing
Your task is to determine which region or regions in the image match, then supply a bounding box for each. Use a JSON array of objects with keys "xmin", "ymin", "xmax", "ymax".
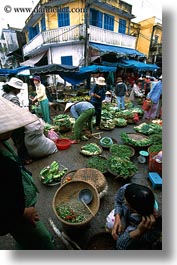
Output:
[{"xmin": 23, "ymin": 24, "xmax": 137, "ymax": 56}]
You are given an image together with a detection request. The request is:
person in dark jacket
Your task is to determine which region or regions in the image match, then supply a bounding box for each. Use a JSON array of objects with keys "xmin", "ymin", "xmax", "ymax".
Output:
[
  {"xmin": 114, "ymin": 77, "xmax": 127, "ymax": 110},
  {"xmin": 90, "ymin": 77, "xmax": 106, "ymax": 129},
  {"xmin": 110, "ymin": 183, "xmax": 162, "ymax": 250},
  {"xmin": 0, "ymin": 96, "xmax": 54, "ymax": 249}
]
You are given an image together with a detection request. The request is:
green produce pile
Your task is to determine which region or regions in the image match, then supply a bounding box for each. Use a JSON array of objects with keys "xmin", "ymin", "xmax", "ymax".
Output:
[
  {"xmin": 100, "ymin": 137, "xmax": 113, "ymax": 147},
  {"xmin": 113, "ymin": 118, "xmax": 127, "ymax": 127},
  {"xmin": 149, "ymin": 133, "xmax": 162, "ymax": 145},
  {"xmin": 53, "ymin": 114, "xmax": 72, "ymax": 132},
  {"xmin": 86, "ymin": 156, "xmax": 108, "ymax": 173},
  {"xmin": 110, "ymin": 144, "xmax": 134, "ymax": 158},
  {"xmin": 134, "ymin": 122, "xmax": 162, "ymax": 135},
  {"xmin": 39, "ymin": 161, "xmax": 68, "ymax": 185},
  {"xmin": 56, "ymin": 199, "xmax": 91, "ymax": 223},
  {"xmin": 148, "ymin": 144, "xmax": 162, "ymax": 153},
  {"xmin": 44, "ymin": 123, "xmax": 59, "ymax": 134},
  {"xmin": 108, "ymin": 156, "xmax": 138, "ymax": 178},
  {"xmin": 81, "ymin": 143, "xmax": 102, "ymax": 155},
  {"xmin": 100, "ymin": 119, "xmax": 115, "ymax": 130},
  {"xmin": 121, "ymin": 132, "xmax": 152, "ymax": 147}
]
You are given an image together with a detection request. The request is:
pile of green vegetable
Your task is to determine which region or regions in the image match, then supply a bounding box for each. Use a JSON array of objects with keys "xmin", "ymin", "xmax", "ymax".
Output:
[
  {"xmin": 53, "ymin": 114, "xmax": 72, "ymax": 132},
  {"xmin": 39, "ymin": 161, "xmax": 68, "ymax": 185},
  {"xmin": 108, "ymin": 156, "xmax": 138, "ymax": 178},
  {"xmin": 148, "ymin": 144, "xmax": 162, "ymax": 154},
  {"xmin": 86, "ymin": 156, "xmax": 109, "ymax": 173},
  {"xmin": 81, "ymin": 143, "xmax": 102, "ymax": 156},
  {"xmin": 56, "ymin": 205, "xmax": 87, "ymax": 223},
  {"xmin": 110, "ymin": 144, "xmax": 134, "ymax": 158},
  {"xmin": 121, "ymin": 132, "xmax": 152, "ymax": 147},
  {"xmin": 113, "ymin": 118, "xmax": 127, "ymax": 127},
  {"xmin": 44, "ymin": 123, "xmax": 59, "ymax": 135},
  {"xmin": 134, "ymin": 122, "xmax": 162, "ymax": 135},
  {"xmin": 100, "ymin": 118, "xmax": 115, "ymax": 130}
]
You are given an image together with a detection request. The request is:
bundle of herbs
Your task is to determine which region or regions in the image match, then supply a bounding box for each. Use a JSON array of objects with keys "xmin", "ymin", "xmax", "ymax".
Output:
[
  {"xmin": 108, "ymin": 156, "xmax": 138, "ymax": 179},
  {"xmin": 86, "ymin": 156, "xmax": 108, "ymax": 173},
  {"xmin": 121, "ymin": 132, "xmax": 152, "ymax": 147},
  {"xmin": 110, "ymin": 144, "xmax": 134, "ymax": 158}
]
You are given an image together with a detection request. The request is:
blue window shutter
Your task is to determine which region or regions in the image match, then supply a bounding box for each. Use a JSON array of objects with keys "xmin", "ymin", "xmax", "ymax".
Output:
[
  {"xmin": 58, "ymin": 7, "xmax": 70, "ymax": 27},
  {"xmin": 119, "ymin": 19, "xmax": 126, "ymax": 34},
  {"xmin": 61, "ymin": 56, "xmax": 73, "ymax": 66},
  {"xmin": 28, "ymin": 24, "xmax": 39, "ymax": 41},
  {"xmin": 90, "ymin": 8, "xmax": 102, "ymax": 28},
  {"xmin": 104, "ymin": 14, "xmax": 114, "ymax": 31},
  {"xmin": 41, "ymin": 16, "xmax": 46, "ymax": 31},
  {"xmin": 98, "ymin": 11, "xmax": 103, "ymax": 28}
]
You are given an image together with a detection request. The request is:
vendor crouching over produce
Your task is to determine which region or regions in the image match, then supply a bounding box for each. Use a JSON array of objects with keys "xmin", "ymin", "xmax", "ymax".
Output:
[{"xmin": 64, "ymin": 101, "xmax": 95, "ymax": 143}]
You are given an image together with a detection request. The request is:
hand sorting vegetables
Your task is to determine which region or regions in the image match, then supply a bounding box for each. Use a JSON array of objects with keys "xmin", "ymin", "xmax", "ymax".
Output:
[{"xmin": 39, "ymin": 160, "xmax": 68, "ymax": 185}]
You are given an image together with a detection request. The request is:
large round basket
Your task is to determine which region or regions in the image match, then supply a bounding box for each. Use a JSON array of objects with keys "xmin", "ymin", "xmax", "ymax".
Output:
[
  {"xmin": 66, "ymin": 168, "xmax": 108, "ymax": 199},
  {"xmin": 122, "ymin": 133, "xmax": 152, "ymax": 150},
  {"xmin": 109, "ymin": 144, "xmax": 135, "ymax": 158},
  {"xmin": 52, "ymin": 180, "xmax": 100, "ymax": 229}
]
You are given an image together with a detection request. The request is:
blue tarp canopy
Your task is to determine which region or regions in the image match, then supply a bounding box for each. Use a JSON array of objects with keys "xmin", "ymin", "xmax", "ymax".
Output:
[
  {"xmin": 0, "ymin": 66, "xmax": 30, "ymax": 76},
  {"xmin": 102, "ymin": 59, "xmax": 159, "ymax": 71},
  {"xmin": 120, "ymin": 59, "xmax": 160, "ymax": 70},
  {"xmin": 59, "ymin": 65, "xmax": 117, "ymax": 85},
  {"xmin": 90, "ymin": 42, "xmax": 145, "ymax": 57}
]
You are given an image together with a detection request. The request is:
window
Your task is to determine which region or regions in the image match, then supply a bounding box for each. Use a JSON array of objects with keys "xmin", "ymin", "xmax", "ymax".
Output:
[
  {"xmin": 118, "ymin": 18, "xmax": 126, "ymax": 34},
  {"xmin": 28, "ymin": 23, "xmax": 39, "ymax": 41},
  {"xmin": 58, "ymin": 7, "xmax": 70, "ymax": 27},
  {"xmin": 41, "ymin": 16, "xmax": 46, "ymax": 31},
  {"xmin": 104, "ymin": 14, "xmax": 114, "ymax": 31},
  {"xmin": 90, "ymin": 8, "xmax": 103, "ymax": 28},
  {"xmin": 154, "ymin": 35, "xmax": 159, "ymax": 44},
  {"xmin": 61, "ymin": 56, "xmax": 73, "ymax": 66}
]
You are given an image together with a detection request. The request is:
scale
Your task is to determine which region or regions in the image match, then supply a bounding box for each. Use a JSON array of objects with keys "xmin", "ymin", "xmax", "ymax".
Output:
[{"xmin": 138, "ymin": 150, "xmax": 149, "ymax": 163}]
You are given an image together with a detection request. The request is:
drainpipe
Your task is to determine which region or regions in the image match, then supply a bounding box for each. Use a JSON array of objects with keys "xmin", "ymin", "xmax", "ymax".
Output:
[{"xmin": 84, "ymin": 0, "xmax": 90, "ymax": 67}]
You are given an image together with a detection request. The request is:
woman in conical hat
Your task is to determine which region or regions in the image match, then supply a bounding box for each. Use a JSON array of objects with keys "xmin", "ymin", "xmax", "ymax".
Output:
[{"xmin": 2, "ymin": 78, "xmax": 33, "ymax": 165}]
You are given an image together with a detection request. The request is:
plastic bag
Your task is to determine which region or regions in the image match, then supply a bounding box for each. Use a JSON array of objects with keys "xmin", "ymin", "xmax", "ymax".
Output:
[
  {"xmin": 47, "ymin": 129, "xmax": 60, "ymax": 142},
  {"xmin": 105, "ymin": 209, "xmax": 115, "ymax": 230}
]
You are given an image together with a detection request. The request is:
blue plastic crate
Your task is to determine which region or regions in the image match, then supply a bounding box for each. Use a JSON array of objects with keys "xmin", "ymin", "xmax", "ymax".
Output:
[{"xmin": 148, "ymin": 172, "xmax": 162, "ymax": 189}]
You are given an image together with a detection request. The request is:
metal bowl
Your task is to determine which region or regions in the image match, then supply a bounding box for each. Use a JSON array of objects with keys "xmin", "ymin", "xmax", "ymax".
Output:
[{"xmin": 78, "ymin": 189, "xmax": 93, "ymax": 204}]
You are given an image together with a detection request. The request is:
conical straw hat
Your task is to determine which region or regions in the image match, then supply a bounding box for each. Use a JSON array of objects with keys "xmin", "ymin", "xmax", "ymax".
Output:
[
  {"xmin": 64, "ymin": 102, "xmax": 75, "ymax": 112},
  {"xmin": 0, "ymin": 96, "xmax": 38, "ymax": 134}
]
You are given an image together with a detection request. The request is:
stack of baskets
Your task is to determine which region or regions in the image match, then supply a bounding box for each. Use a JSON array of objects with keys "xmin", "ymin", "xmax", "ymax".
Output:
[{"xmin": 61, "ymin": 168, "xmax": 108, "ymax": 199}]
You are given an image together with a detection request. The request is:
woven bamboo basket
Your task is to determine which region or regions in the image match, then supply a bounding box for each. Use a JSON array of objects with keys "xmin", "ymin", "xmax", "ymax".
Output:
[
  {"xmin": 122, "ymin": 133, "xmax": 152, "ymax": 150},
  {"xmin": 65, "ymin": 168, "xmax": 108, "ymax": 199},
  {"xmin": 52, "ymin": 180, "xmax": 100, "ymax": 228}
]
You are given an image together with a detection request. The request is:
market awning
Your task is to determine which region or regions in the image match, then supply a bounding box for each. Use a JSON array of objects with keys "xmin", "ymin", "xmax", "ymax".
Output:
[
  {"xmin": 121, "ymin": 59, "xmax": 160, "ymax": 70},
  {"xmin": 30, "ymin": 64, "xmax": 79, "ymax": 75},
  {"xmin": 59, "ymin": 65, "xmax": 117, "ymax": 85},
  {"xmin": 101, "ymin": 59, "xmax": 159, "ymax": 70},
  {"xmin": 0, "ymin": 66, "xmax": 31, "ymax": 76},
  {"xmin": 90, "ymin": 42, "xmax": 145, "ymax": 57},
  {"xmin": 20, "ymin": 52, "xmax": 46, "ymax": 67}
]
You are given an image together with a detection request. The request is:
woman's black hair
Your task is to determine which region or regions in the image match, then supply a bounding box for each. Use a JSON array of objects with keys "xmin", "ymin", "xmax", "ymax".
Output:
[
  {"xmin": 2, "ymin": 84, "xmax": 16, "ymax": 93},
  {"xmin": 124, "ymin": 183, "xmax": 155, "ymax": 216}
]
